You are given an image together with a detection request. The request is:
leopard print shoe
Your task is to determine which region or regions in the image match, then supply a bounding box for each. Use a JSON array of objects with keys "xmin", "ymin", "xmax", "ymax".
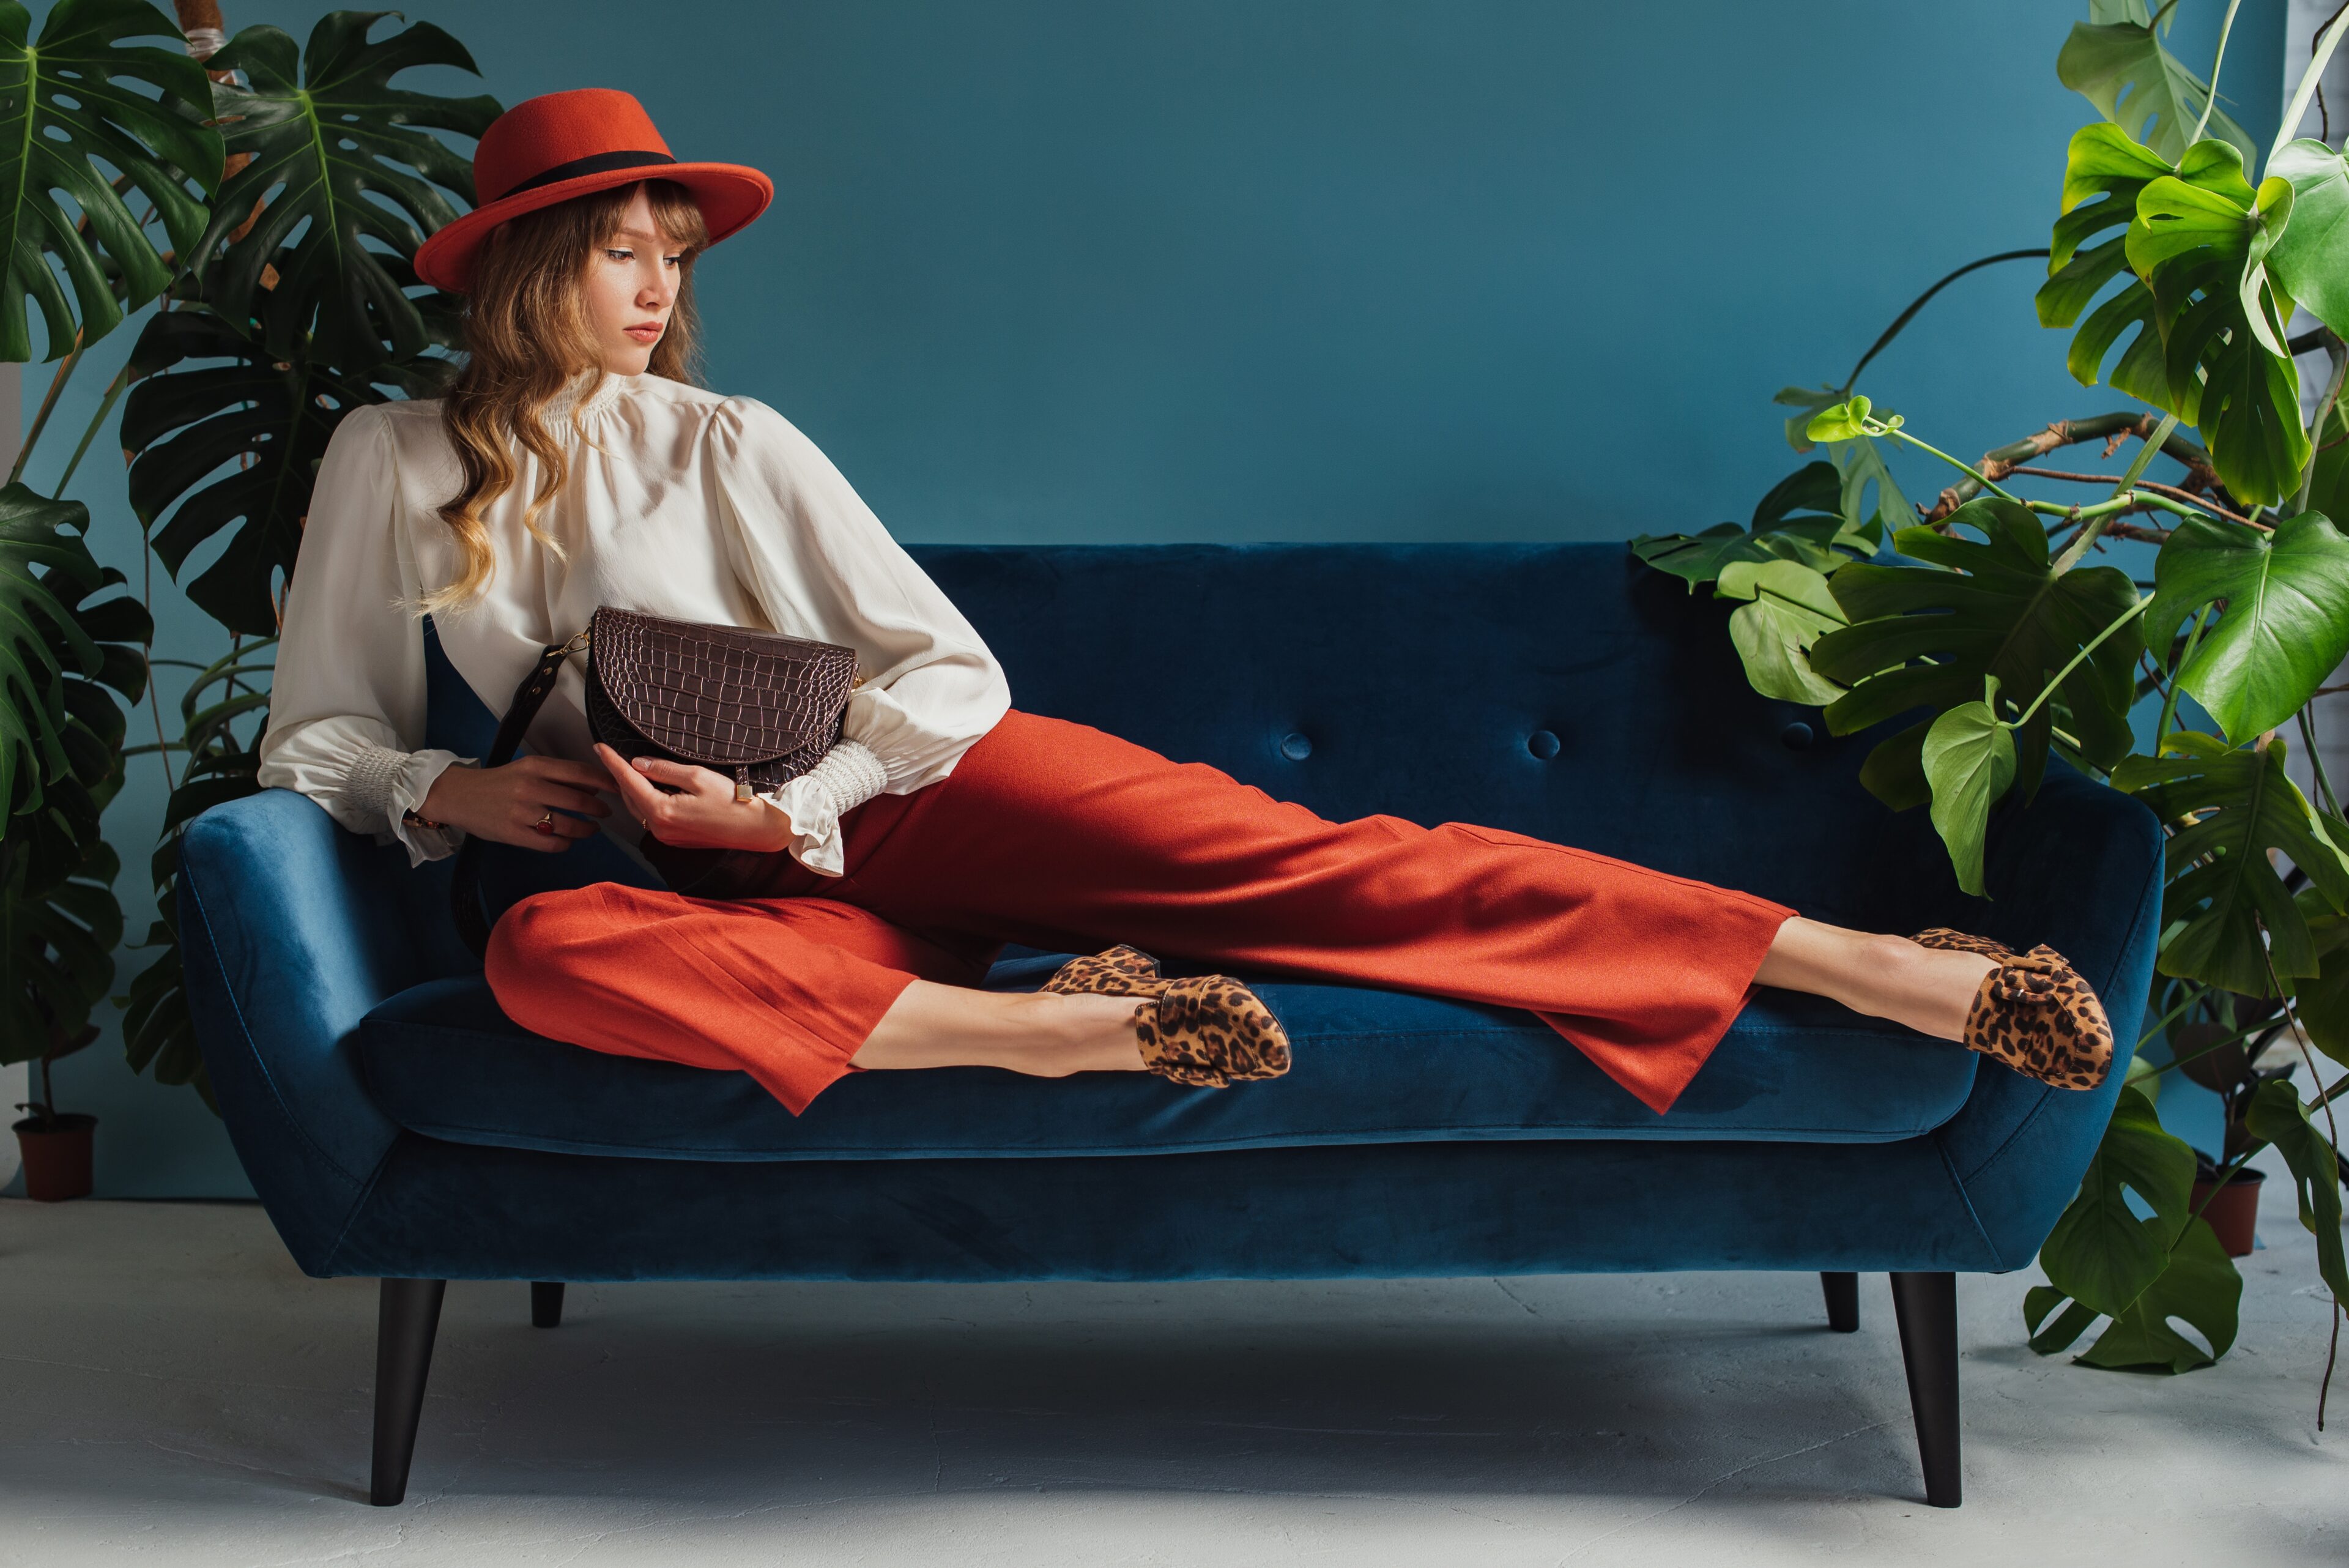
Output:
[
  {"xmin": 1041, "ymin": 944, "xmax": 1167, "ymax": 998},
  {"xmin": 1133, "ymin": 975, "xmax": 1292, "ymax": 1088},
  {"xmin": 1912, "ymin": 927, "xmax": 2112, "ymax": 1090}
]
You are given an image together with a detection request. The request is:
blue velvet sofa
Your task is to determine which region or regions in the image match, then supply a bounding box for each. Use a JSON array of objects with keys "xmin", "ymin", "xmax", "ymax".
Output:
[{"xmin": 181, "ymin": 544, "xmax": 2163, "ymax": 1510}]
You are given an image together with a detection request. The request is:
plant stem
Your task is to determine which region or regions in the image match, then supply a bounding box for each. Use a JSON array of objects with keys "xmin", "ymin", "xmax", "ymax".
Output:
[
  {"xmin": 2191, "ymin": 0, "xmax": 2244, "ymax": 147},
  {"xmin": 1885, "ymin": 426, "xmax": 2022, "ymax": 503},
  {"xmin": 10, "ymin": 331, "xmax": 87, "ymax": 488},
  {"xmin": 2277, "ymin": 0, "xmax": 2349, "ymax": 164},
  {"xmin": 1837, "ymin": 249, "xmax": 2053, "ymax": 396},
  {"xmin": 2156, "ymin": 605, "xmax": 2211, "ymax": 747},
  {"xmin": 2010, "ymin": 596, "xmax": 2151, "ymax": 729},
  {"xmin": 52, "ymin": 362, "xmax": 133, "ymax": 499},
  {"xmin": 2304, "ymin": 705, "xmax": 2345, "ymax": 821},
  {"xmin": 2301, "ymin": 340, "xmax": 2349, "ymax": 518},
  {"xmin": 2139, "ymin": 984, "xmax": 2211, "ymax": 1049}
]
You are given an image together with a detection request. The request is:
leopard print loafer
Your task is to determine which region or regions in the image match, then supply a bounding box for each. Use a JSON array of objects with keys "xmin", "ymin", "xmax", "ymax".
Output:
[
  {"xmin": 1134, "ymin": 974, "xmax": 1292, "ymax": 1088},
  {"xmin": 1041, "ymin": 946, "xmax": 1290, "ymax": 1087},
  {"xmin": 1912, "ymin": 927, "xmax": 2112, "ymax": 1090},
  {"xmin": 1041, "ymin": 944, "xmax": 1167, "ymax": 998}
]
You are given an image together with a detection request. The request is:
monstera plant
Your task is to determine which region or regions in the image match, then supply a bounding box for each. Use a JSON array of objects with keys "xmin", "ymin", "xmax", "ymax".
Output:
[
  {"xmin": 0, "ymin": 0, "xmax": 491, "ymax": 1137},
  {"xmin": 1636, "ymin": 0, "xmax": 2349, "ymax": 1407}
]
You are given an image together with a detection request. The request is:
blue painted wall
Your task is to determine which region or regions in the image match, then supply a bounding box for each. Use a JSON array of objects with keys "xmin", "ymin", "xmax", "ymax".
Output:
[{"xmin": 23, "ymin": 0, "xmax": 2277, "ymax": 1195}]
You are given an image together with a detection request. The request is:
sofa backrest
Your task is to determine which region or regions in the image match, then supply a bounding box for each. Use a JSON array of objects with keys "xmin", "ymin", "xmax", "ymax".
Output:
[
  {"xmin": 914, "ymin": 543, "xmax": 1942, "ymax": 928},
  {"xmin": 425, "ymin": 544, "xmax": 1965, "ymax": 940}
]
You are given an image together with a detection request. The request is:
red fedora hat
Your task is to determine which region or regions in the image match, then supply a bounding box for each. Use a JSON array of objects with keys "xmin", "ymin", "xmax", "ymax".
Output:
[{"xmin": 414, "ymin": 88, "xmax": 773, "ymax": 292}]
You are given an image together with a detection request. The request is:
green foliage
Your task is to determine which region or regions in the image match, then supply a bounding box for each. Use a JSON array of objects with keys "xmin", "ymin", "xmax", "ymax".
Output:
[
  {"xmin": 0, "ymin": 485, "xmax": 144, "ymax": 822},
  {"xmin": 2025, "ymin": 1084, "xmax": 2241, "ymax": 1374},
  {"xmin": 0, "ymin": 831, "xmax": 117, "ymax": 1066},
  {"xmin": 2265, "ymin": 138, "xmax": 2349, "ymax": 339},
  {"xmin": 195, "ymin": 12, "xmax": 497, "ymax": 371},
  {"xmin": 1920, "ymin": 682, "xmax": 2015, "ymax": 897},
  {"xmin": 0, "ymin": 0, "xmax": 222, "ymax": 362},
  {"xmin": 1715, "ymin": 559, "xmax": 1847, "ymax": 706},
  {"xmin": 1810, "ymin": 498, "xmax": 2141, "ymax": 814},
  {"xmin": 119, "ymin": 304, "xmax": 450, "ymax": 638},
  {"xmin": 1627, "ymin": 461, "xmax": 1873, "ymax": 591},
  {"xmin": 2056, "ymin": 4, "xmax": 2254, "ymax": 166},
  {"xmin": 2243, "ymin": 1078, "xmax": 2349, "ymax": 1304},
  {"xmin": 121, "ymin": 639, "xmax": 270, "ymax": 1110},
  {"xmin": 2113, "ymin": 734, "xmax": 2349, "ymax": 994},
  {"xmin": 2144, "ymin": 510, "xmax": 2349, "ymax": 743}
]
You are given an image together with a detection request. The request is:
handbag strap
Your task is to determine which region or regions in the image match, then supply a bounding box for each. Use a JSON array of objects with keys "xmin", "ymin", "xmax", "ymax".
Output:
[{"xmin": 450, "ymin": 630, "xmax": 587, "ymax": 957}]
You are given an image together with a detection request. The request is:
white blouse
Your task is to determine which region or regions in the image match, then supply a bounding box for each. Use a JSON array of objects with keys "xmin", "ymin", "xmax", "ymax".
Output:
[{"xmin": 256, "ymin": 371, "xmax": 1011, "ymax": 875}]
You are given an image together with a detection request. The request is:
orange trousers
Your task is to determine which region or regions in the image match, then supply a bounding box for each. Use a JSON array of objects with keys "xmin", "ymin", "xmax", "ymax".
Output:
[{"xmin": 486, "ymin": 711, "xmax": 1795, "ymax": 1115}]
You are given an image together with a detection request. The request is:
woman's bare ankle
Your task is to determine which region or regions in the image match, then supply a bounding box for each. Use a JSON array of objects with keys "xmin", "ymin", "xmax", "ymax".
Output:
[{"xmin": 1012, "ymin": 991, "xmax": 1147, "ymax": 1076}]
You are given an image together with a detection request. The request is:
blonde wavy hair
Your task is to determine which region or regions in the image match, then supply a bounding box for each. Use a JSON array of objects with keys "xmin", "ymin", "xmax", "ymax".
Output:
[{"xmin": 428, "ymin": 179, "xmax": 711, "ymax": 612}]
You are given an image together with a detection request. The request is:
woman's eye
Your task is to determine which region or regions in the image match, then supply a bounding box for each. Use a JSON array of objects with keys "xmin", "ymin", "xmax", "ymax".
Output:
[
  {"xmin": 664, "ymin": 253, "xmax": 683, "ymax": 267},
  {"xmin": 605, "ymin": 248, "xmax": 633, "ymax": 262}
]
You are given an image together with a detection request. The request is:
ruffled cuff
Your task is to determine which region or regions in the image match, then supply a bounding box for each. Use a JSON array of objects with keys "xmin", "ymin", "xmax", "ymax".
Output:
[
  {"xmin": 758, "ymin": 739, "xmax": 889, "ymax": 877},
  {"xmin": 347, "ymin": 743, "xmax": 468, "ymax": 866}
]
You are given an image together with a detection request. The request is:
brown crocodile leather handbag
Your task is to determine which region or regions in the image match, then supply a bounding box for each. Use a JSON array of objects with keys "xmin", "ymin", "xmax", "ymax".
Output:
[{"xmin": 450, "ymin": 605, "xmax": 859, "ymax": 954}]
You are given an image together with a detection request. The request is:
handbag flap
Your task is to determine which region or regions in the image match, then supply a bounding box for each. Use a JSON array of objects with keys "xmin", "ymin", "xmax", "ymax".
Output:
[{"xmin": 588, "ymin": 606, "xmax": 858, "ymax": 765}]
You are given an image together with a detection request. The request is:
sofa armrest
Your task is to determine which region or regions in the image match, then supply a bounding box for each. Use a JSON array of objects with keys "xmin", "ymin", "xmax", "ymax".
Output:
[
  {"xmin": 180, "ymin": 789, "xmax": 450, "ymax": 1273},
  {"xmin": 1928, "ymin": 764, "xmax": 2167, "ymax": 1268}
]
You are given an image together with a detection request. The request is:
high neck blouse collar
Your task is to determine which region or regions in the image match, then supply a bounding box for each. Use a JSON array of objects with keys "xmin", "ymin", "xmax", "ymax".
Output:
[{"xmin": 545, "ymin": 370, "xmax": 628, "ymax": 422}]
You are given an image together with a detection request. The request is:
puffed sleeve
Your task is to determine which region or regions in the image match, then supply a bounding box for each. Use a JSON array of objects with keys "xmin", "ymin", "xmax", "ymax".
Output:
[
  {"xmin": 707, "ymin": 396, "xmax": 1011, "ymax": 874},
  {"xmin": 254, "ymin": 405, "xmax": 471, "ymax": 865}
]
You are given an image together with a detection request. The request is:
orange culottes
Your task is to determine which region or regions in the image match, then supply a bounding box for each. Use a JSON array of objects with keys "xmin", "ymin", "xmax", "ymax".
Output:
[{"xmin": 486, "ymin": 711, "xmax": 1795, "ymax": 1115}]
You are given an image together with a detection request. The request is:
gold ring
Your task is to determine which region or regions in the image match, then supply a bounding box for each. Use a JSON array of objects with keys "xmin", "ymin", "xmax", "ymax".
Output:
[{"xmin": 532, "ymin": 810, "xmax": 556, "ymax": 835}]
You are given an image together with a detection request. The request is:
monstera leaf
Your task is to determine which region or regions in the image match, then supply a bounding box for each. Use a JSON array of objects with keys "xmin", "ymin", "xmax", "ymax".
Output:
[
  {"xmin": 1628, "ymin": 462, "xmax": 1869, "ymax": 589},
  {"xmin": 1808, "ymin": 497, "xmax": 2142, "ymax": 814},
  {"xmin": 2039, "ymin": 1083, "xmax": 2195, "ymax": 1319},
  {"xmin": 2244, "ymin": 1078, "xmax": 2349, "ymax": 1306},
  {"xmin": 121, "ymin": 303, "xmax": 451, "ymax": 637},
  {"xmin": 2113, "ymin": 732, "xmax": 2349, "ymax": 993},
  {"xmin": 0, "ymin": 0, "xmax": 223, "ymax": 361},
  {"xmin": 1920, "ymin": 684, "xmax": 2017, "ymax": 897},
  {"xmin": 194, "ymin": 12, "xmax": 498, "ymax": 370},
  {"xmin": 2055, "ymin": 3, "xmax": 2255, "ymax": 166},
  {"xmin": 1715, "ymin": 559, "xmax": 1849, "ymax": 706},
  {"xmin": 2144, "ymin": 510, "xmax": 2349, "ymax": 743},
  {"xmin": 0, "ymin": 484, "xmax": 147, "ymax": 820},
  {"xmin": 2265, "ymin": 139, "xmax": 2349, "ymax": 341},
  {"xmin": 0, "ymin": 832, "xmax": 121, "ymax": 1068},
  {"xmin": 2025, "ymin": 1083, "xmax": 2241, "ymax": 1374},
  {"xmin": 2124, "ymin": 154, "xmax": 2309, "ymax": 505}
]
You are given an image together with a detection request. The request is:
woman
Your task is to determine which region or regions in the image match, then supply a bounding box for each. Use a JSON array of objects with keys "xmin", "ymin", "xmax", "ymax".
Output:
[{"xmin": 259, "ymin": 89, "xmax": 2112, "ymax": 1118}]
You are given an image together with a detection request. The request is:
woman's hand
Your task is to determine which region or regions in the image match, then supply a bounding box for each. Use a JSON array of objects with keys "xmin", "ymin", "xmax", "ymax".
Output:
[
  {"xmin": 592, "ymin": 743, "xmax": 793, "ymax": 852},
  {"xmin": 417, "ymin": 755, "xmax": 614, "ymax": 853}
]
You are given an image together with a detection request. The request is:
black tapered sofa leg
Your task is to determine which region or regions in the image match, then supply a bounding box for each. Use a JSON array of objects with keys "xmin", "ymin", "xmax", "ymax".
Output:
[
  {"xmin": 1888, "ymin": 1270, "xmax": 1961, "ymax": 1508},
  {"xmin": 371, "ymin": 1278, "xmax": 447, "ymax": 1507},
  {"xmin": 1820, "ymin": 1271, "xmax": 1859, "ymax": 1332},
  {"xmin": 530, "ymin": 1281, "xmax": 565, "ymax": 1329}
]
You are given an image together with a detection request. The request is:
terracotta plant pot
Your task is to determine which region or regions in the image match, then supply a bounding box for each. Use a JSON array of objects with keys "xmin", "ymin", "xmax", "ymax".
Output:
[
  {"xmin": 12, "ymin": 1113, "xmax": 95, "ymax": 1202},
  {"xmin": 2192, "ymin": 1166, "xmax": 2266, "ymax": 1258}
]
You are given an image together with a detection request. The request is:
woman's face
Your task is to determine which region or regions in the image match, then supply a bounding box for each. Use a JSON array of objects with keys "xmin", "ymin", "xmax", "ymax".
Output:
[{"xmin": 582, "ymin": 185, "xmax": 685, "ymax": 376}]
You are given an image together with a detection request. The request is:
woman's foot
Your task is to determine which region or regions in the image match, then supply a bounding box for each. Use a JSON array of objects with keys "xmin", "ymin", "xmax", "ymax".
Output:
[
  {"xmin": 1045, "ymin": 946, "xmax": 1293, "ymax": 1087},
  {"xmin": 1912, "ymin": 929, "xmax": 2113, "ymax": 1090},
  {"xmin": 1756, "ymin": 917, "xmax": 2110, "ymax": 1089}
]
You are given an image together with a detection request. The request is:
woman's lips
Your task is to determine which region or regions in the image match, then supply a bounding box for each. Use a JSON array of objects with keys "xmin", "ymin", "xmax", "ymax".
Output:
[{"xmin": 625, "ymin": 323, "xmax": 663, "ymax": 343}]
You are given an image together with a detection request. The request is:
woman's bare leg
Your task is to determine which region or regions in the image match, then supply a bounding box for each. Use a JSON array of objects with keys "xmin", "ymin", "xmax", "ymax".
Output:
[
  {"xmin": 851, "ymin": 984, "xmax": 1148, "ymax": 1075},
  {"xmin": 1756, "ymin": 916, "xmax": 1997, "ymax": 1039},
  {"xmin": 852, "ymin": 917, "xmax": 1999, "ymax": 1080}
]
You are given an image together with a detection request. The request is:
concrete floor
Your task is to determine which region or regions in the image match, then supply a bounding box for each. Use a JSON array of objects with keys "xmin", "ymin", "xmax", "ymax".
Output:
[{"xmin": 2, "ymin": 1170, "xmax": 2343, "ymax": 1567}]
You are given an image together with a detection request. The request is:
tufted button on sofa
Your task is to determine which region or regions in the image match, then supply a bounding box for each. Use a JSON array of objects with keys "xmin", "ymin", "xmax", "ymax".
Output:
[{"xmin": 180, "ymin": 544, "xmax": 2161, "ymax": 1510}]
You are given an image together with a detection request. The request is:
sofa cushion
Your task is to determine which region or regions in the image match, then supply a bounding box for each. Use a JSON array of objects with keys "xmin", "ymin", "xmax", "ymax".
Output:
[{"xmin": 357, "ymin": 953, "xmax": 1976, "ymax": 1161}]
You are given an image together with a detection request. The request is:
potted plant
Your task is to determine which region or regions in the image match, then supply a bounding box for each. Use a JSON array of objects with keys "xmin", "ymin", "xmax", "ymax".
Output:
[
  {"xmin": 0, "ymin": 0, "xmax": 490, "ymax": 1153},
  {"xmin": 12, "ymin": 1026, "xmax": 98, "ymax": 1201},
  {"xmin": 1635, "ymin": 0, "xmax": 2349, "ymax": 1410}
]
